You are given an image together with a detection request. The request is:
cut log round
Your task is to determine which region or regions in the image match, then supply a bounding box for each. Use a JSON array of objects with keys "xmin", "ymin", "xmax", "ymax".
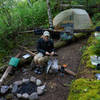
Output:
[{"xmin": 64, "ymin": 68, "xmax": 76, "ymax": 76}]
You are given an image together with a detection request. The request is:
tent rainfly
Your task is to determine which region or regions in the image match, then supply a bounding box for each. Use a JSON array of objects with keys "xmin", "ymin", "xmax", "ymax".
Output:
[{"xmin": 53, "ymin": 8, "xmax": 92, "ymax": 31}]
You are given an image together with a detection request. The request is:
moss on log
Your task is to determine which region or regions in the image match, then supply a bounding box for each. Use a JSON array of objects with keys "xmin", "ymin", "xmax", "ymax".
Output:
[
  {"xmin": 54, "ymin": 40, "xmax": 67, "ymax": 49},
  {"xmin": 54, "ymin": 32, "xmax": 91, "ymax": 50}
]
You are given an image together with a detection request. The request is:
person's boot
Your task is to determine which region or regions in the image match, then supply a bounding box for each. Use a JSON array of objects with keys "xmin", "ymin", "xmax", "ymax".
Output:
[
  {"xmin": 39, "ymin": 67, "xmax": 44, "ymax": 73},
  {"xmin": 30, "ymin": 60, "xmax": 36, "ymax": 70},
  {"xmin": 37, "ymin": 66, "xmax": 44, "ymax": 74},
  {"xmin": 34, "ymin": 67, "xmax": 39, "ymax": 74}
]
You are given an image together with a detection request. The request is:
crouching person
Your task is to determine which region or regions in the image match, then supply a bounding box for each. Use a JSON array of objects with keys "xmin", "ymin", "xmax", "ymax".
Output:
[{"xmin": 34, "ymin": 31, "xmax": 55, "ymax": 74}]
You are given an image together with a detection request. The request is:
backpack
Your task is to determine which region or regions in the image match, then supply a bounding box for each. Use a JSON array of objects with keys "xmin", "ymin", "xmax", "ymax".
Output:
[
  {"xmin": 60, "ymin": 32, "xmax": 73, "ymax": 41},
  {"xmin": 34, "ymin": 28, "xmax": 43, "ymax": 35}
]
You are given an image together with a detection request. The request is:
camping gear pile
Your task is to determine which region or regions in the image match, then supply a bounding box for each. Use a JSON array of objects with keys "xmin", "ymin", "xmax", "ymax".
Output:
[
  {"xmin": 60, "ymin": 32, "xmax": 73, "ymax": 40},
  {"xmin": 90, "ymin": 27, "xmax": 100, "ymax": 67},
  {"xmin": 46, "ymin": 56, "xmax": 76, "ymax": 76},
  {"xmin": 31, "ymin": 53, "xmax": 76, "ymax": 76},
  {"xmin": 46, "ymin": 57, "xmax": 59, "ymax": 74},
  {"xmin": 94, "ymin": 26, "xmax": 100, "ymax": 40}
]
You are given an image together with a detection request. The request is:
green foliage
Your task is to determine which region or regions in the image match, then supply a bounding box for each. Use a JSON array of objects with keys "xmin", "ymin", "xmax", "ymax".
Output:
[
  {"xmin": 0, "ymin": 0, "xmax": 58, "ymax": 57},
  {"xmin": 88, "ymin": 39, "xmax": 100, "ymax": 56},
  {"xmin": 54, "ymin": 40, "xmax": 67, "ymax": 49},
  {"xmin": 96, "ymin": 0, "xmax": 100, "ymax": 4},
  {"xmin": 31, "ymin": 0, "xmax": 48, "ymax": 26},
  {"xmin": 87, "ymin": 0, "xmax": 96, "ymax": 6},
  {"xmin": 81, "ymin": 35, "xmax": 97, "ymax": 68},
  {"xmin": 68, "ymin": 78, "xmax": 100, "ymax": 100},
  {"xmin": 0, "ymin": 0, "xmax": 58, "ymax": 33},
  {"xmin": 92, "ymin": 13, "xmax": 100, "ymax": 26},
  {"xmin": 80, "ymin": 45, "xmax": 86, "ymax": 53},
  {"xmin": 74, "ymin": 0, "xmax": 97, "ymax": 6},
  {"xmin": 71, "ymin": 1, "xmax": 79, "ymax": 5},
  {"xmin": 81, "ymin": 32, "xmax": 100, "ymax": 69}
]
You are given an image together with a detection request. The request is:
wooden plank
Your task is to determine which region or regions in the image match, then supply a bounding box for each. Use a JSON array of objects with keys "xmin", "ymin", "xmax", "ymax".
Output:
[{"xmin": 58, "ymin": 65, "xmax": 76, "ymax": 76}]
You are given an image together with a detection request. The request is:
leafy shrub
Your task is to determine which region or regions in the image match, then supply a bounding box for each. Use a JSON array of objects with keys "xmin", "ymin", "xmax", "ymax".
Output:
[
  {"xmin": 88, "ymin": 39, "xmax": 100, "ymax": 56},
  {"xmin": 0, "ymin": 0, "xmax": 58, "ymax": 58},
  {"xmin": 92, "ymin": 13, "xmax": 100, "ymax": 25}
]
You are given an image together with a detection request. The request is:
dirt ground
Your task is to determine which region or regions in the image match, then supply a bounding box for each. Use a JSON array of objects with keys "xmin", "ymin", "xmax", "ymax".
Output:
[{"xmin": 2, "ymin": 39, "xmax": 87, "ymax": 100}]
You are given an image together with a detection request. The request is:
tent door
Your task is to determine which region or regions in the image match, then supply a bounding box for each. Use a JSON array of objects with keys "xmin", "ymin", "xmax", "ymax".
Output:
[
  {"xmin": 63, "ymin": 22, "xmax": 74, "ymax": 33},
  {"xmin": 64, "ymin": 15, "xmax": 74, "ymax": 33}
]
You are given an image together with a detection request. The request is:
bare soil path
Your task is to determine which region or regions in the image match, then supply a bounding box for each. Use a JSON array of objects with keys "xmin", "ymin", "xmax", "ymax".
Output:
[{"xmin": 2, "ymin": 39, "xmax": 87, "ymax": 100}]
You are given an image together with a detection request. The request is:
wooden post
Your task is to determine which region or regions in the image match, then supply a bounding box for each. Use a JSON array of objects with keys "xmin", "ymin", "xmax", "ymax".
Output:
[
  {"xmin": 0, "ymin": 52, "xmax": 21, "ymax": 86},
  {"xmin": 69, "ymin": 0, "xmax": 72, "ymax": 8},
  {"xmin": 27, "ymin": 0, "xmax": 32, "ymax": 7},
  {"xmin": 64, "ymin": 68, "xmax": 76, "ymax": 76}
]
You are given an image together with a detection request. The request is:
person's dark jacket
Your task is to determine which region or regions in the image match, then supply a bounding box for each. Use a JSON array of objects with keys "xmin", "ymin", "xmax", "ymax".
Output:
[{"xmin": 37, "ymin": 38, "xmax": 54, "ymax": 55}]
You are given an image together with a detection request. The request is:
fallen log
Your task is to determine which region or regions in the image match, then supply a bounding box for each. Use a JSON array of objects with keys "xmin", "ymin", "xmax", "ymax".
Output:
[
  {"xmin": 18, "ymin": 45, "xmax": 37, "ymax": 68},
  {"xmin": 58, "ymin": 65, "xmax": 76, "ymax": 76},
  {"xmin": 54, "ymin": 32, "xmax": 91, "ymax": 50},
  {"xmin": 60, "ymin": 4, "xmax": 85, "ymax": 9},
  {"xmin": 0, "ymin": 52, "xmax": 21, "ymax": 85},
  {"xmin": 54, "ymin": 40, "xmax": 68, "ymax": 50},
  {"xmin": 18, "ymin": 28, "xmax": 95, "ymax": 34},
  {"xmin": 24, "ymin": 49, "xmax": 36, "ymax": 56},
  {"xmin": 18, "ymin": 45, "xmax": 36, "ymax": 56}
]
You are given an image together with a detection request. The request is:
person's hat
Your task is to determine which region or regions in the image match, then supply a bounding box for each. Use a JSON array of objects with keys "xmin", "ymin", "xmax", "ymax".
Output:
[{"xmin": 43, "ymin": 31, "xmax": 50, "ymax": 37}]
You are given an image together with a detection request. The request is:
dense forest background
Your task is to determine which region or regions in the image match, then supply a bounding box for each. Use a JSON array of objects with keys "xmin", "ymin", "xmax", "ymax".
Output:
[{"xmin": 0, "ymin": 0, "xmax": 100, "ymax": 60}]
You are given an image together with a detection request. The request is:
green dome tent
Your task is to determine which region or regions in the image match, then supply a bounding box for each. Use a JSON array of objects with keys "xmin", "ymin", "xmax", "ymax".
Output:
[{"xmin": 53, "ymin": 8, "xmax": 92, "ymax": 31}]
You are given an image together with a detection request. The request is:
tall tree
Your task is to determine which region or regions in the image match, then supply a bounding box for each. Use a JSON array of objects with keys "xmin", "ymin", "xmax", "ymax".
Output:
[
  {"xmin": 69, "ymin": 0, "xmax": 72, "ymax": 7},
  {"xmin": 60, "ymin": 0, "xmax": 63, "ymax": 11},
  {"xmin": 46, "ymin": 0, "xmax": 53, "ymax": 29},
  {"xmin": 27, "ymin": 0, "xmax": 32, "ymax": 7}
]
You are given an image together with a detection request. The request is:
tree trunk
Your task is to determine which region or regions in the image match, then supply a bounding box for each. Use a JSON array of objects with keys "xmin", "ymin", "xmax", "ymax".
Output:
[
  {"xmin": 46, "ymin": 0, "xmax": 53, "ymax": 29},
  {"xmin": 69, "ymin": 0, "xmax": 72, "ymax": 7},
  {"xmin": 27, "ymin": 0, "xmax": 32, "ymax": 7},
  {"xmin": 60, "ymin": 0, "xmax": 63, "ymax": 11},
  {"xmin": 86, "ymin": 0, "xmax": 89, "ymax": 10}
]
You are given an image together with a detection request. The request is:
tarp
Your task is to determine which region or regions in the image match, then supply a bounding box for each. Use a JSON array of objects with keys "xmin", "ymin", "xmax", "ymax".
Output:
[{"xmin": 53, "ymin": 8, "xmax": 92, "ymax": 30}]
